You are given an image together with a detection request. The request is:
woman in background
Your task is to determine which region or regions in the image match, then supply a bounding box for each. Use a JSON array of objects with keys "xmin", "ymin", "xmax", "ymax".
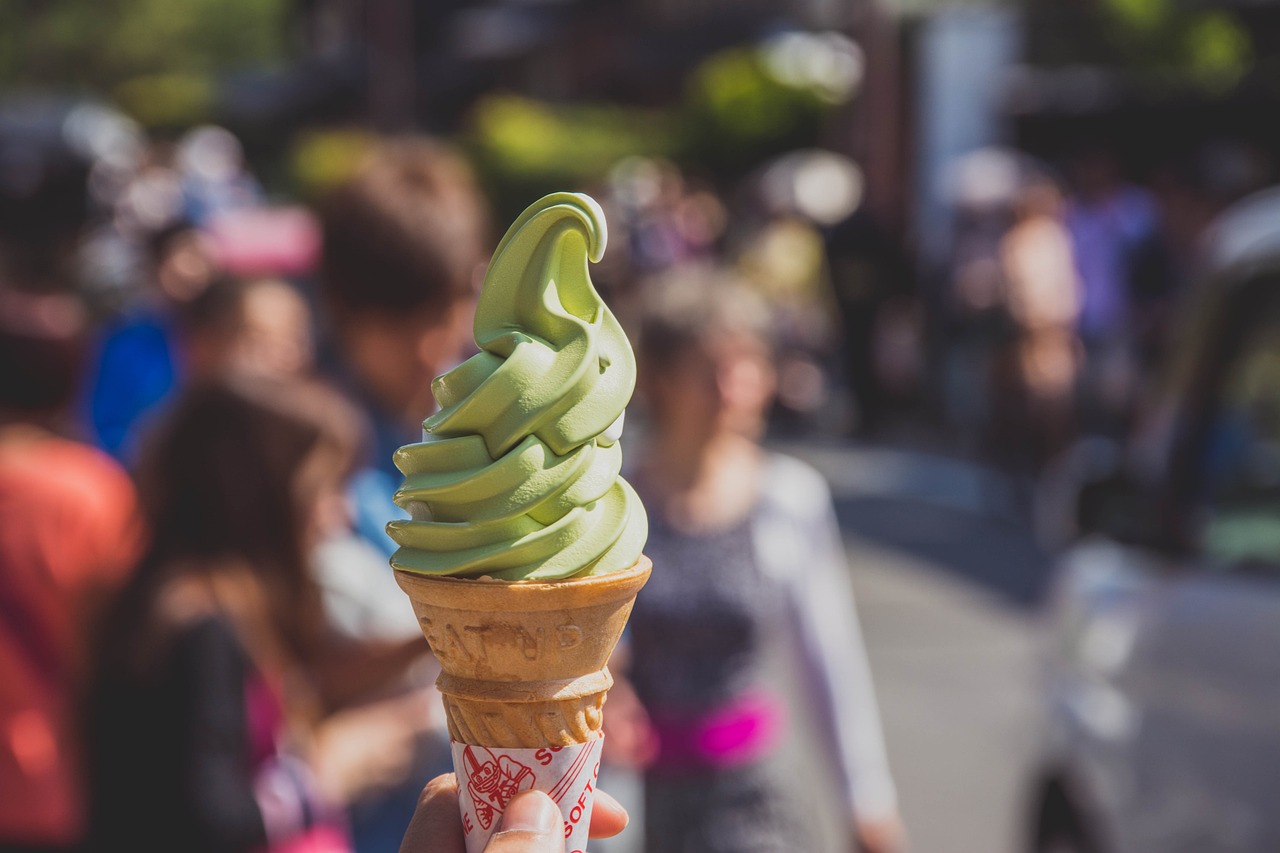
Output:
[
  {"xmin": 618, "ymin": 268, "xmax": 904, "ymax": 853},
  {"xmin": 86, "ymin": 376, "xmax": 410, "ymax": 853}
]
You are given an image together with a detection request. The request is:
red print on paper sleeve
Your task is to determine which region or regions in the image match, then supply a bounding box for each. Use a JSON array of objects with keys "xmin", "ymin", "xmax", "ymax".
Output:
[{"xmin": 462, "ymin": 746, "xmax": 535, "ymax": 829}]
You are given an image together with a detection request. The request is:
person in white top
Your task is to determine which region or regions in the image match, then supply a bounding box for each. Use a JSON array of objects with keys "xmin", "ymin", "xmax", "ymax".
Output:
[{"xmin": 609, "ymin": 266, "xmax": 903, "ymax": 853}]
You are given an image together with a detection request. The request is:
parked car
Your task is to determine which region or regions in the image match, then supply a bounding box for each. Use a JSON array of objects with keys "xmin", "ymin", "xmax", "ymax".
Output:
[{"xmin": 1028, "ymin": 186, "xmax": 1280, "ymax": 853}]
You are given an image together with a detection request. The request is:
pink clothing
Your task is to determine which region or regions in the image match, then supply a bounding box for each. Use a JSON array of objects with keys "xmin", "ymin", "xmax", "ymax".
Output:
[{"xmin": 650, "ymin": 690, "xmax": 786, "ymax": 774}]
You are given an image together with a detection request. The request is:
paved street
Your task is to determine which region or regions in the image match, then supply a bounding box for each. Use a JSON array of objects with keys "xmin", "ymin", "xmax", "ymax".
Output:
[
  {"xmin": 847, "ymin": 536, "xmax": 1041, "ymax": 853},
  {"xmin": 795, "ymin": 442, "xmax": 1049, "ymax": 853}
]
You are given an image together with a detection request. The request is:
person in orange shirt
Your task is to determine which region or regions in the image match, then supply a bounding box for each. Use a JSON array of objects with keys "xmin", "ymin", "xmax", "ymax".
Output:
[{"xmin": 0, "ymin": 287, "xmax": 144, "ymax": 852}]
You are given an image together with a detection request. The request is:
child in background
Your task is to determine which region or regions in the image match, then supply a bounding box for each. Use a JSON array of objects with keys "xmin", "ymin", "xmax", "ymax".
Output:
[{"xmin": 616, "ymin": 267, "xmax": 905, "ymax": 853}]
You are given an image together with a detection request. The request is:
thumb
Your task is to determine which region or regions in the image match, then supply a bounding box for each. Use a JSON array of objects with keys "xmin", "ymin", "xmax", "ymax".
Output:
[{"xmin": 484, "ymin": 791, "xmax": 565, "ymax": 853}]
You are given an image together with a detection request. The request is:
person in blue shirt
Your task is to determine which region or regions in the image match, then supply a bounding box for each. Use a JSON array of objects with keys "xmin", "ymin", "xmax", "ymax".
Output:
[
  {"xmin": 312, "ymin": 137, "xmax": 492, "ymax": 853},
  {"xmin": 85, "ymin": 221, "xmax": 216, "ymax": 459}
]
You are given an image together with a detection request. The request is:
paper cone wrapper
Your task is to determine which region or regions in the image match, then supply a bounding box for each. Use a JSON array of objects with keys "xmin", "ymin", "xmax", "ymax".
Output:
[
  {"xmin": 449, "ymin": 737, "xmax": 604, "ymax": 853},
  {"xmin": 395, "ymin": 557, "xmax": 650, "ymax": 851}
]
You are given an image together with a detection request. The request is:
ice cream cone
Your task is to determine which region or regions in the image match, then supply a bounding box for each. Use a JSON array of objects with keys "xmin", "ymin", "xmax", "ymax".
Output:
[
  {"xmin": 394, "ymin": 556, "xmax": 651, "ymax": 748},
  {"xmin": 388, "ymin": 192, "xmax": 648, "ymax": 851}
]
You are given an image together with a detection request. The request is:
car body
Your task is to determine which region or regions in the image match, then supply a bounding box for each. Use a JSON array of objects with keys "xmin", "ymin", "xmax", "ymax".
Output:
[{"xmin": 1029, "ymin": 186, "xmax": 1280, "ymax": 853}]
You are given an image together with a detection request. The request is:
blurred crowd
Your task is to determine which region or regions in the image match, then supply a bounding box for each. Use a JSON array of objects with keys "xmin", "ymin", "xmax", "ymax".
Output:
[
  {"xmin": 2, "ymin": 129, "xmax": 485, "ymax": 853},
  {"xmin": 936, "ymin": 141, "xmax": 1274, "ymax": 473},
  {"xmin": 1, "ymin": 105, "xmax": 1275, "ymax": 853},
  {"xmin": 1, "ymin": 118, "xmax": 906, "ymax": 853}
]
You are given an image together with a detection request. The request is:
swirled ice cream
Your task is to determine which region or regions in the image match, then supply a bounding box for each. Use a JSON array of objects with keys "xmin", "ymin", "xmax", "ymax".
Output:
[{"xmin": 387, "ymin": 192, "xmax": 647, "ymax": 580}]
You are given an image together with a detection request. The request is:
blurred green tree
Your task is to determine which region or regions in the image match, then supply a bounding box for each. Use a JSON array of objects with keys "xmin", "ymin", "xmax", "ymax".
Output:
[
  {"xmin": 0, "ymin": 0, "xmax": 290, "ymax": 108},
  {"xmin": 679, "ymin": 46, "xmax": 832, "ymax": 181},
  {"xmin": 465, "ymin": 38, "xmax": 853, "ymax": 213},
  {"xmin": 1105, "ymin": 0, "xmax": 1253, "ymax": 86},
  {"xmin": 466, "ymin": 95, "xmax": 674, "ymax": 222}
]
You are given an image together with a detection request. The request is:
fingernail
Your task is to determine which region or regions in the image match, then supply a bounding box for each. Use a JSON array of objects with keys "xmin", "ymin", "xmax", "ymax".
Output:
[{"xmin": 499, "ymin": 791, "xmax": 560, "ymax": 835}]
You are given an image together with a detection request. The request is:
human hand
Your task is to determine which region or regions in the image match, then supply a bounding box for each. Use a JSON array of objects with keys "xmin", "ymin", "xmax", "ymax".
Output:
[
  {"xmin": 312, "ymin": 693, "xmax": 433, "ymax": 803},
  {"xmin": 401, "ymin": 773, "xmax": 629, "ymax": 853},
  {"xmin": 599, "ymin": 675, "xmax": 657, "ymax": 769},
  {"xmin": 854, "ymin": 813, "xmax": 907, "ymax": 853}
]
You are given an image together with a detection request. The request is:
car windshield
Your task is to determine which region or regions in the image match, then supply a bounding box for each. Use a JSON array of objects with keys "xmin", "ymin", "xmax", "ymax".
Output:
[{"xmin": 1200, "ymin": 281, "xmax": 1280, "ymax": 567}]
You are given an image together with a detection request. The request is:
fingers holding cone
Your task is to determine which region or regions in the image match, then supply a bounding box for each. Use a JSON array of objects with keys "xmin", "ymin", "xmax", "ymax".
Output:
[{"xmin": 402, "ymin": 773, "xmax": 629, "ymax": 853}]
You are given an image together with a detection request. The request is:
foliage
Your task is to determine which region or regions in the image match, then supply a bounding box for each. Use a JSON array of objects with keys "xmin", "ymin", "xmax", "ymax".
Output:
[
  {"xmin": 679, "ymin": 46, "xmax": 833, "ymax": 180},
  {"xmin": 467, "ymin": 40, "xmax": 849, "ymax": 207},
  {"xmin": 289, "ymin": 129, "xmax": 376, "ymax": 200},
  {"xmin": 1098, "ymin": 0, "xmax": 1253, "ymax": 88},
  {"xmin": 1183, "ymin": 12, "xmax": 1253, "ymax": 90},
  {"xmin": 112, "ymin": 74, "xmax": 217, "ymax": 129},
  {"xmin": 466, "ymin": 94, "xmax": 674, "ymax": 219},
  {"xmin": 0, "ymin": 0, "xmax": 290, "ymax": 113}
]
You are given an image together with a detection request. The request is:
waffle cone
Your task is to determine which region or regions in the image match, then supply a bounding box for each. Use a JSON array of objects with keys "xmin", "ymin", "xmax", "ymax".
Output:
[{"xmin": 395, "ymin": 556, "xmax": 651, "ymax": 748}]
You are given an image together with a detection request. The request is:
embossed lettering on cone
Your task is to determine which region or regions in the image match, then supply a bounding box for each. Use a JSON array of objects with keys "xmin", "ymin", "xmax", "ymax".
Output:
[{"xmin": 394, "ymin": 556, "xmax": 651, "ymax": 748}]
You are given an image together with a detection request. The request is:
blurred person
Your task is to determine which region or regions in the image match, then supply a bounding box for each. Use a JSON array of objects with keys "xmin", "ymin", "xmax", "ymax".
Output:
[
  {"xmin": 399, "ymin": 776, "xmax": 629, "ymax": 853},
  {"xmin": 314, "ymin": 138, "xmax": 490, "ymax": 852},
  {"xmin": 1064, "ymin": 148, "xmax": 1158, "ymax": 432},
  {"xmin": 615, "ymin": 268, "xmax": 904, "ymax": 853},
  {"xmin": 92, "ymin": 269, "xmax": 316, "ymax": 462},
  {"xmin": 0, "ymin": 287, "xmax": 144, "ymax": 852},
  {"xmin": 736, "ymin": 214, "xmax": 841, "ymax": 430},
  {"xmin": 992, "ymin": 177, "xmax": 1083, "ymax": 470},
  {"xmin": 935, "ymin": 152, "xmax": 1024, "ymax": 448},
  {"xmin": 85, "ymin": 218, "xmax": 218, "ymax": 459},
  {"xmin": 741, "ymin": 150, "xmax": 887, "ymax": 434},
  {"xmin": 316, "ymin": 137, "xmax": 489, "ymax": 557},
  {"xmin": 176, "ymin": 126, "xmax": 265, "ymax": 227},
  {"xmin": 1065, "ymin": 148, "xmax": 1157, "ymax": 341},
  {"xmin": 825, "ymin": 208, "xmax": 916, "ymax": 437},
  {"xmin": 85, "ymin": 376, "xmax": 418, "ymax": 853},
  {"xmin": 594, "ymin": 159, "xmax": 726, "ymax": 298},
  {"xmin": 175, "ymin": 276, "xmax": 315, "ymax": 384},
  {"xmin": 112, "ymin": 143, "xmax": 185, "ymax": 238}
]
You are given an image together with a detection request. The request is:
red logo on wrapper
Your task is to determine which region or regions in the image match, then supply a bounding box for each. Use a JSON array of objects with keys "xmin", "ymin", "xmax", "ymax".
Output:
[
  {"xmin": 462, "ymin": 746, "xmax": 535, "ymax": 829},
  {"xmin": 451, "ymin": 737, "xmax": 605, "ymax": 853}
]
